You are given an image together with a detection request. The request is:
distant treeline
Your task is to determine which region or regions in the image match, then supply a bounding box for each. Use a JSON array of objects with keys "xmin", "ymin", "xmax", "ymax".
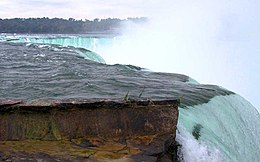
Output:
[{"xmin": 0, "ymin": 17, "xmax": 148, "ymax": 34}]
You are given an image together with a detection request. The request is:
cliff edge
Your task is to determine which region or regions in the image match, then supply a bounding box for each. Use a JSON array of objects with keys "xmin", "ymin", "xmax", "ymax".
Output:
[{"xmin": 0, "ymin": 99, "xmax": 179, "ymax": 162}]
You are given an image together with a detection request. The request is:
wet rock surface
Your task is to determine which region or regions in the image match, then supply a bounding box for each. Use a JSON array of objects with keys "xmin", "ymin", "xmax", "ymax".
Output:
[{"xmin": 0, "ymin": 99, "xmax": 179, "ymax": 162}]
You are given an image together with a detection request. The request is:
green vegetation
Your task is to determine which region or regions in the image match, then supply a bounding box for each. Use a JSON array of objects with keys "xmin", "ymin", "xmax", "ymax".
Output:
[{"xmin": 0, "ymin": 17, "xmax": 148, "ymax": 34}]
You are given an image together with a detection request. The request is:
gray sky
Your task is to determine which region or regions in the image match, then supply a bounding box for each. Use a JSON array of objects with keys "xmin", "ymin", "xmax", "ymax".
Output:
[{"xmin": 0, "ymin": 0, "xmax": 151, "ymax": 19}]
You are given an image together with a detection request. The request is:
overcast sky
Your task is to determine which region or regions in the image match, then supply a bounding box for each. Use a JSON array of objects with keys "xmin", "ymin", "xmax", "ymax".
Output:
[{"xmin": 0, "ymin": 0, "xmax": 153, "ymax": 19}]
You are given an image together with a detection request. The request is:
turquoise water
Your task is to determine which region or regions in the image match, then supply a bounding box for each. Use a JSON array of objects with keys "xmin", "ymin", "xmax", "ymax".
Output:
[
  {"xmin": 2, "ymin": 34, "xmax": 114, "ymax": 52},
  {"xmin": 0, "ymin": 34, "xmax": 259, "ymax": 162},
  {"xmin": 178, "ymin": 95, "xmax": 260, "ymax": 162}
]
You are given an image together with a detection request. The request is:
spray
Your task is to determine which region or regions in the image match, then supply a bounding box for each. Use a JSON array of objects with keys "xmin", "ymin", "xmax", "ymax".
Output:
[{"xmin": 101, "ymin": 0, "xmax": 260, "ymax": 111}]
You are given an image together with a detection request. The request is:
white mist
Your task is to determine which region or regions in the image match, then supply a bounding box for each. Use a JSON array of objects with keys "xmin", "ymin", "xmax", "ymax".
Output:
[{"xmin": 101, "ymin": 0, "xmax": 260, "ymax": 111}]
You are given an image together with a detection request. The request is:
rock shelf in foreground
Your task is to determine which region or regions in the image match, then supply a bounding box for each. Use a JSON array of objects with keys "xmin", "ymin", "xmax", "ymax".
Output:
[{"xmin": 0, "ymin": 99, "xmax": 179, "ymax": 162}]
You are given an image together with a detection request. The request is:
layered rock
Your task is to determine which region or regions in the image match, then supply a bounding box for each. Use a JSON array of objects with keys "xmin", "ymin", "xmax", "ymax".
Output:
[{"xmin": 0, "ymin": 99, "xmax": 179, "ymax": 162}]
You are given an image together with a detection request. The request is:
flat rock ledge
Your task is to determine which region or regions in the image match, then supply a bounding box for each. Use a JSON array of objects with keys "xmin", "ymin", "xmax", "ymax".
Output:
[{"xmin": 0, "ymin": 99, "xmax": 179, "ymax": 162}]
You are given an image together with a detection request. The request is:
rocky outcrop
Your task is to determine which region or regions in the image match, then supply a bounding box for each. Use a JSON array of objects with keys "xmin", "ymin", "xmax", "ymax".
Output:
[{"xmin": 0, "ymin": 99, "xmax": 179, "ymax": 162}]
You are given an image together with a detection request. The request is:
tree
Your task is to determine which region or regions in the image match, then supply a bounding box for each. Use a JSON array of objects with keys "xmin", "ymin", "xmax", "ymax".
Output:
[{"xmin": 0, "ymin": 17, "xmax": 148, "ymax": 34}]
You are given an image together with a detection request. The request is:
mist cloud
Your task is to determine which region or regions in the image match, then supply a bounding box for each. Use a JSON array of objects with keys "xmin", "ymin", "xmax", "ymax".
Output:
[{"xmin": 101, "ymin": 0, "xmax": 260, "ymax": 110}]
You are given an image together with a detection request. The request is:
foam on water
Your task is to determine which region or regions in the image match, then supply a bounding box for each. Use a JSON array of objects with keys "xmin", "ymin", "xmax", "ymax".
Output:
[
  {"xmin": 23, "ymin": 42, "xmax": 106, "ymax": 63},
  {"xmin": 177, "ymin": 125, "xmax": 222, "ymax": 162},
  {"xmin": 178, "ymin": 94, "xmax": 260, "ymax": 162}
]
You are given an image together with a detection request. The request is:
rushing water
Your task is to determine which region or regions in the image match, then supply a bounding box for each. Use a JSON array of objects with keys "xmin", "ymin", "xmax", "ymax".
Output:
[{"xmin": 0, "ymin": 34, "xmax": 259, "ymax": 162}]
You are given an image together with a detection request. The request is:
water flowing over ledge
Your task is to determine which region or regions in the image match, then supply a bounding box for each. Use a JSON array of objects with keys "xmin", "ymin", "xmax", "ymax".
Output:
[
  {"xmin": 0, "ymin": 42, "xmax": 233, "ymax": 103},
  {"xmin": 0, "ymin": 36, "xmax": 259, "ymax": 162},
  {"xmin": 177, "ymin": 94, "xmax": 260, "ymax": 162}
]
